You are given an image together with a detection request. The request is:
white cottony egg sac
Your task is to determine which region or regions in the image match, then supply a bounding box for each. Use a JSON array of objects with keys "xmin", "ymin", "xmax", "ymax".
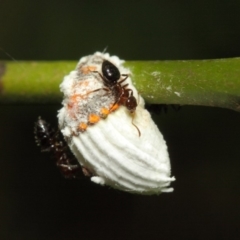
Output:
[{"xmin": 58, "ymin": 52, "xmax": 175, "ymax": 195}]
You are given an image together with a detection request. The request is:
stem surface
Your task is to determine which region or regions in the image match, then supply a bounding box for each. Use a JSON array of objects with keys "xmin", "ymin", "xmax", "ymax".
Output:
[{"xmin": 0, "ymin": 58, "xmax": 240, "ymax": 111}]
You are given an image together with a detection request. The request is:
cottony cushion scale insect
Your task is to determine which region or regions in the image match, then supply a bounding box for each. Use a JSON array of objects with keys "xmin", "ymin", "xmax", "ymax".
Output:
[{"xmin": 57, "ymin": 52, "xmax": 175, "ymax": 195}]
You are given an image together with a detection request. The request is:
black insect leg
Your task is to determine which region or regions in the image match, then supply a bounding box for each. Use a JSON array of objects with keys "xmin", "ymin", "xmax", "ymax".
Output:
[{"xmin": 34, "ymin": 117, "xmax": 88, "ymax": 179}]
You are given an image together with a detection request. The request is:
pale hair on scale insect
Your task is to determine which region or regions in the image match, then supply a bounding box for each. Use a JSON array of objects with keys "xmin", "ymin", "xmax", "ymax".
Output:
[{"xmin": 35, "ymin": 52, "xmax": 175, "ymax": 195}]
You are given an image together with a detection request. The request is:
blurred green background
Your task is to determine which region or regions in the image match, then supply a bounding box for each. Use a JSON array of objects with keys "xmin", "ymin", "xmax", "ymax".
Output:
[{"xmin": 1, "ymin": 1, "xmax": 240, "ymax": 240}]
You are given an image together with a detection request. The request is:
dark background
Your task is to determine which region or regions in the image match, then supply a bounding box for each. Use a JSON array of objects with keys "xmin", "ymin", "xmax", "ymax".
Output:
[{"xmin": 1, "ymin": 1, "xmax": 240, "ymax": 239}]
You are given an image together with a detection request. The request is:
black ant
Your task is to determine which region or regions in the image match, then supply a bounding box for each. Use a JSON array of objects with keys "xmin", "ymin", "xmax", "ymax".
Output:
[
  {"xmin": 92, "ymin": 60, "xmax": 141, "ymax": 136},
  {"xmin": 34, "ymin": 117, "xmax": 90, "ymax": 179}
]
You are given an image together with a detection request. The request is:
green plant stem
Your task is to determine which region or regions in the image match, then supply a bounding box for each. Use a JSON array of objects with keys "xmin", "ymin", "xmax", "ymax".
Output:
[
  {"xmin": 0, "ymin": 58, "xmax": 240, "ymax": 111},
  {"xmin": 0, "ymin": 61, "xmax": 76, "ymax": 104}
]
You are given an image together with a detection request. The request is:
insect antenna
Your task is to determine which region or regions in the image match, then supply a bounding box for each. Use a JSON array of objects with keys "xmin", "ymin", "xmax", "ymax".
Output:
[{"xmin": 131, "ymin": 113, "xmax": 141, "ymax": 137}]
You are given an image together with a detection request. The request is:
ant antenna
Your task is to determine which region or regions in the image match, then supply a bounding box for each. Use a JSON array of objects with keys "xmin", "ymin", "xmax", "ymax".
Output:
[
  {"xmin": 131, "ymin": 112, "xmax": 141, "ymax": 137},
  {"xmin": 131, "ymin": 92, "xmax": 141, "ymax": 137}
]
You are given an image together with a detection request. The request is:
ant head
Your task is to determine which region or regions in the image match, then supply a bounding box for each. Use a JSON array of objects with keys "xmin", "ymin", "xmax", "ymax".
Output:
[
  {"xmin": 126, "ymin": 96, "xmax": 137, "ymax": 113},
  {"xmin": 102, "ymin": 60, "xmax": 121, "ymax": 84}
]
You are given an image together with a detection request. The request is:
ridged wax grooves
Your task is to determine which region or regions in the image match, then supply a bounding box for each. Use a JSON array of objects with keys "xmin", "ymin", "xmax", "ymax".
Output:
[{"xmin": 58, "ymin": 52, "xmax": 175, "ymax": 195}]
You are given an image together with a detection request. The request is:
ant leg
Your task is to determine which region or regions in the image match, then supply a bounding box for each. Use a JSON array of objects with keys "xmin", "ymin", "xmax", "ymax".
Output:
[
  {"xmin": 121, "ymin": 74, "xmax": 129, "ymax": 80},
  {"xmin": 82, "ymin": 167, "xmax": 93, "ymax": 177},
  {"xmin": 118, "ymin": 74, "xmax": 129, "ymax": 84},
  {"xmin": 92, "ymin": 70, "xmax": 103, "ymax": 77},
  {"xmin": 109, "ymin": 97, "xmax": 121, "ymax": 112},
  {"xmin": 92, "ymin": 71, "xmax": 110, "ymax": 87},
  {"xmin": 34, "ymin": 118, "xmax": 88, "ymax": 179},
  {"xmin": 52, "ymin": 135, "xmax": 93, "ymax": 178},
  {"xmin": 92, "ymin": 70, "xmax": 128, "ymax": 86},
  {"xmin": 86, "ymin": 87, "xmax": 109, "ymax": 96},
  {"xmin": 70, "ymin": 87, "xmax": 109, "ymax": 101},
  {"xmin": 121, "ymin": 83, "xmax": 129, "ymax": 90},
  {"xmin": 55, "ymin": 143, "xmax": 94, "ymax": 178},
  {"xmin": 57, "ymin": 161, "xmax": 83, "ymax": 179},
  {"xmin": 55, "ymin": 145, "xmax": 84, "ymax": 179},
  {"xmin": 109, "ymin": 84, "xmax": 124, "ymax": 112}
]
